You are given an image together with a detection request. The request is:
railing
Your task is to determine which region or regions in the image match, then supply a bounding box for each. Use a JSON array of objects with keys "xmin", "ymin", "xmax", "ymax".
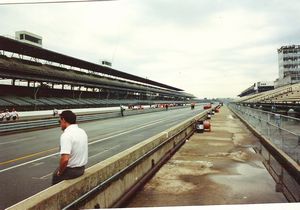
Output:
[
  {"xmin": 228, "ymin": 103, "xmax": 300, "ymax": 202},
  {"xmin": 230, "ymin": 104, "xmax": 300, "ymax": 163},
  {"xmin": 0, "ymin": 112, "xmax": 119, "ymax": 133},
  {"xmin": 0, "ymin": 106, "xmax": 189, "ymax": 134}
]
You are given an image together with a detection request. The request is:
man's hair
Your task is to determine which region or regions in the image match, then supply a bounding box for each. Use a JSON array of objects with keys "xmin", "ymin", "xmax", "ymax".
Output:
[{"xmin": 60, "ymin": 110, "xmax": 76, "ymax": 124}]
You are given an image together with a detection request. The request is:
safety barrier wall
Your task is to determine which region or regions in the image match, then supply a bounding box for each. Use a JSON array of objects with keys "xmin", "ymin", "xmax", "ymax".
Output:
[
  {"xmin": 0, "ymin": 106, "xmax": 190, "ymax": 134},
  {"xmin": 228, "ymin": 104, "xmax": 300, "ymax": 202},
  {"xmin": 7, "ymin": 109, "xmax": 210, "ymax": 210}
]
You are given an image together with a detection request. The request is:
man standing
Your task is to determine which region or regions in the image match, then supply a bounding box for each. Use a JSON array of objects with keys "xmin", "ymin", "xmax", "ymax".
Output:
[
  {"xmin": 11, "ymin": 108, "xmax": 19, "ymax": 121},
  {"xmin": 4, "ymin": 109, "xmax": 11, "ymax": 121},
  {"xmin": 120, "ymin": 105, "xmax": 125, "ymax": 117},
  {"xmin": 52, "ymin": 110, "xmax": 88, "ymax": 185},
  {"xmin": 0, "ymin": 110, "xmax": 4, "ymax": 122},
  {"xmin": 53, "ymin": 108, "xmax": 58, "ymax": 117}
]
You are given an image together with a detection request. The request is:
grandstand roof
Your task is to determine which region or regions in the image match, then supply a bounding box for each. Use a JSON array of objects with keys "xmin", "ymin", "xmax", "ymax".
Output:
[
  {"xmin": 0, "ymin": 35, "xmax": 183, "ymax": 91},
  {"xmin": 0, "ymin": 56, "xmax": 194, "ymax": 98}
]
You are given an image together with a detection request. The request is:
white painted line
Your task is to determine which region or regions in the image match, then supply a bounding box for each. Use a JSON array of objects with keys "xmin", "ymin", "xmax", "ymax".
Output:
[
  {"xmin": 0, "ymin": 153, "xmax": 59, "ymax": 173},
  {"xmin": 1, "ymin": 111, "xmax": 193, "ymax": 174},
  {"xmin": 88, "ymin": 119, "xmax": 166, "ymax": 146},
  {"xmin": 0, "ymin": 119, "xmax": 167, "ymax": 174},
  {"xmin": 39, "ymin": 172, "xmax": 52, "ymax": 179},
  {"xmin": 28, "ymin": 162, "xmax": 45, "ymax": 168},
  {"xmin": 89, "ymin": 145, "xmax": 120, "ymax": 159},
  {"xmin": 0, "ymin": 137, "xmax": 35, "ymax": 145}
]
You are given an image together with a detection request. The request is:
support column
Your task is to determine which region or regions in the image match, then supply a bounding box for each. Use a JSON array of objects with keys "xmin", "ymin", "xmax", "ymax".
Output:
[{"xmin": 33, "ymin": 82, "xmax": 40, "ymax": 100}]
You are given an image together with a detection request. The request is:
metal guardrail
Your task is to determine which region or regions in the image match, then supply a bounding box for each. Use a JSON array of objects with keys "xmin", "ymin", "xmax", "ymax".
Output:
[
  {"xmin": 0, "ymin": 112, "xmax": 119, "ymax": 133},
  {"xmin": 229, "ymin": 104, "xmax": 300, "ymax": 163},
  {"xmin": 0, "ymin": 106, "xmax": 189, "ymax": 134},
  {"xmin": 228, "ymin": 103, "xmax": 300, "ymax": 202}
]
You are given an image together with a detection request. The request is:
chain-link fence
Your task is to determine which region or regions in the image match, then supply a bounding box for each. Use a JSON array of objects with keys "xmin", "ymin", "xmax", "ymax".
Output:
[
  {"xmin": 229, "ymin": 104, "xmax": 300, "ymax": 164},
  {"xmin": 228, "ymin": 104, "xmax": 300, "ymax": 202}
]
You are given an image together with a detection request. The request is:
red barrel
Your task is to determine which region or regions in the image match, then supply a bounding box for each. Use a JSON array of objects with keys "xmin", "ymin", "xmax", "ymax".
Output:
[{"xmin": 203, "ymin": 120, "xmax": 211, "ymax": 132}]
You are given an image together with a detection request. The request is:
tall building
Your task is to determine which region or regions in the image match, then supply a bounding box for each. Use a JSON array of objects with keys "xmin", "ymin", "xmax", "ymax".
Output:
[{"xmin": 276, "ymin": 45, "xmax": 300, "ymax": 87}]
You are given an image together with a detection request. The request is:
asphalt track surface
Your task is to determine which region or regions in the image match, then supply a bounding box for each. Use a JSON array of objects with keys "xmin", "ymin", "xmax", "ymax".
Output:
[{"xmin": 0, "ymin": 106, "xmax": 204, "ymax": 209}]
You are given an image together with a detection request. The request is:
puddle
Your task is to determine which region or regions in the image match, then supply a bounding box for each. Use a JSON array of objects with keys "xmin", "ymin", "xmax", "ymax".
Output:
[
  {"xmin": 208, "ymin": 142, "xmax": 231, "ymax": 146},
  {"xmin": 228, "ymin": 114, "xmax": 234, "ymax": 119},
  {"xmin": 210, "ymin": 161, "xmax": 287, "ymax": 203},
  {"xmin": 205, "ymin": 151, "xmax": 250, "ymax": 162},
  {"xmin": 169, "ymin": 160, "xmax": 214, "ymax": 169}
]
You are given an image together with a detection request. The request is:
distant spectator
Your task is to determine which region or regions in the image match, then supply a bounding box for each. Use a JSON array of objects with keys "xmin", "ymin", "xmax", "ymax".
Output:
[
  {"xmin": 11, "ymin": 108, "xmax": 19, "ymax": 121},
  {"xmin": 0, "ymin": 110, "xmax": 4, "ymax": 122},
  {"xmin": 4, "ymin": 109, "xmax": 11, "ymax": 121},
  {"xmin": 191, "ymin": 103, "xmax": 195, "ymax": 110},
  {"xmin": 120, "ymin": 105, "xmax": 125, "ymax": 117},
  {"xmin": 274, "ymin": 113, "xmax": 281, "ymax": 127},
  {"xmin": 165, "ymin": 104, "xmax": 169, "ymax": 111},
  {"xmin": 53, "ymin": 108, "xmax": 58, "ymax": 117},
  {"xmin": 271, "ymin": 105, "xmax": 276, "ymax": 113}
]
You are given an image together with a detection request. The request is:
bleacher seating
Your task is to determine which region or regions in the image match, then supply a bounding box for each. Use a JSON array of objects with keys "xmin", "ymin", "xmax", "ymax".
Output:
[
  {"xmin": 65, "ymin": 98, "xmax": 85, "ymax": 105},
  {"xmin": 83, "ymin": 99, "xmax": 99, "ymax": 105},
  {"xmin": 21, "ymin": 97, "xmax": 45, "ymax": 106},
  {"xmin": 59, "ymin": 98, "xmax": 77, "ymax": 105},
  {"xmin": 236, "ymin": 83, "xmax": 300, "ymax": 104},
  {"xmin": 0, "ymin": 94, "xmax": 188, "ymax": 111},
  {"xmin": 0, "ymin": 98, "xmax": 14, "ymax": 107},
  {"xmin": 38, "ymin": 98, "xmax": 57, "ymax": 106},
  {"xmin": 1, "ymin": 96, "xmax": 32, "ymax": 106},
  {"xmin": 46, "ymin": 98, "xmax": 67, "ymax": 106}
]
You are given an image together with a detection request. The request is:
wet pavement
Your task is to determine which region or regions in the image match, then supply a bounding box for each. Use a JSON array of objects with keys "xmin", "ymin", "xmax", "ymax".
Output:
[{"xmin": 127, "ymin": 105, "xmax": 287, "ymax": 207}]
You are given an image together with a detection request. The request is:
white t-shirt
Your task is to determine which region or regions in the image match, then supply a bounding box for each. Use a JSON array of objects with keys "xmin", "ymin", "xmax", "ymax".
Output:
[
  {"xmin": 60, "ymin": 124, "xmax": 88, "ymax": 168},
  {"xmin": 11, "ymin": 111, "xmax": 18, "ymax": 117},
  {"xmin": 4, "ymin": 112, "xmax": 10, "ymax": 118}
]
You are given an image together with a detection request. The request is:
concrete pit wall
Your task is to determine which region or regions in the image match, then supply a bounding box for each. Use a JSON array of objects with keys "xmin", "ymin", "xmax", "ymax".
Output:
[{"xmin": 7, "ymin": 110, "xmax": 210, "ymax": 210}]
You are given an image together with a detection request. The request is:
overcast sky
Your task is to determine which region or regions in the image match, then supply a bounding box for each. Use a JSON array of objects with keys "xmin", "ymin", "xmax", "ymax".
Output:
[{"xmin": 0, "ymin": 0, "xmax": 300, "ymax": 98}]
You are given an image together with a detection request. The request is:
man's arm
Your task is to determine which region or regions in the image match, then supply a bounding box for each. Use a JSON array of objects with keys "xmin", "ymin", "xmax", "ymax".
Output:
[{"xmin": 57, "ymin": 154, "xmax": 70, "ymax": 176}]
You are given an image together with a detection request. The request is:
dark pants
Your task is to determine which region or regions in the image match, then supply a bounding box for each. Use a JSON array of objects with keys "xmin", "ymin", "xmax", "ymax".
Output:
[{"xmin": 52, "ymin": 166, "xmax": 85, "ymax": 185}]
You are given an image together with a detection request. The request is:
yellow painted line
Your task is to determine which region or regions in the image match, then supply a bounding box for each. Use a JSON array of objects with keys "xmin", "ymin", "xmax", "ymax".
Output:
[{"xmin": 0, "ymin": 147, "xmax": 58, "ymax": 166}]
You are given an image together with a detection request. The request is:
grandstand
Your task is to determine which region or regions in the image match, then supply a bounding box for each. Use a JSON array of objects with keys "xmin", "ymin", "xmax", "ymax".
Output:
[
  {"xmin": 0, "ymin": 35, "xmax": 195, "ymax": 111},
  {"xmin": 235, "ymin": 83, "xmax": 300, "ymax": 116},
  {"xmin": 235, "ymin": 83, "xmax": 300, "ymax": 104}
]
